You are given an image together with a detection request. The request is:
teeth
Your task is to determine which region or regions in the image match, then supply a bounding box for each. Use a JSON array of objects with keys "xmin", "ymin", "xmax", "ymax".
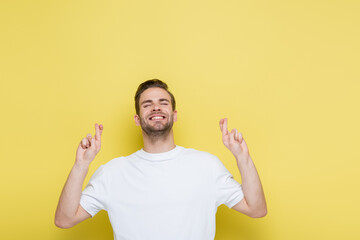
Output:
[{"xmin": 151, "ymin": 116, "xmax": 163, "ymax": 120}]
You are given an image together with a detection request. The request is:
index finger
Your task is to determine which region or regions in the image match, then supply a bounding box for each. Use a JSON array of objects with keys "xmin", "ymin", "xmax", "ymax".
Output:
[
  {"xmin": 219, "ymin": 118, "xmax": 228, "ymax": 136},
  {"xmin": 95, "ymin": 123, "xmax": 103, "ymax": 141}
]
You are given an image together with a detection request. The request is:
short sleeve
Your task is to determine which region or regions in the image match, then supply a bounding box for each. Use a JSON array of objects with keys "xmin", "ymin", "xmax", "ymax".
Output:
[
  {"xmin": 213, "ymin": 156, "xmax": 244, "ymax": 208},
  {"xmin": 80, "ymin": 165, "xmax": 108, "ymax": 217}
]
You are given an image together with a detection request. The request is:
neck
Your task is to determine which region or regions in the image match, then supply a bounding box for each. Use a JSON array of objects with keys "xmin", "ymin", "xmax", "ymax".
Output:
[{"xmin": 142, "ymin": 129, "xmax": 176, "ymax": 153}]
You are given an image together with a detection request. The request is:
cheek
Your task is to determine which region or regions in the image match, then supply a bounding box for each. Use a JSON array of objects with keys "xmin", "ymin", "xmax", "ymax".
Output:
[
  {"xmin": 141, "ymin": 112, "xmax": 150, "ymax": 121},
  {"xmin": 139, "ymin": 109, "xmax": 146, "ymax": 117}
]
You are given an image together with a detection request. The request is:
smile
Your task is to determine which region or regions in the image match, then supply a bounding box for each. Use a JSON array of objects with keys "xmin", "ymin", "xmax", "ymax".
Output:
[{"xmin": 149, "ymin": 115, "xmax": 166, "ymax": 120}]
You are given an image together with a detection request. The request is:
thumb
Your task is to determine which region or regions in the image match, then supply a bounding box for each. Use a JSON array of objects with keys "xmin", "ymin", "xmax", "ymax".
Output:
[
  {"xmin": 240, "ymin": 137, "xmax": 249, "ymax": 152},
  {"xmin": 230, "ymin": 128, "xmax": 236, "ymax": 142},
  {"xmin": 90, "ymin": 137, "xmax": 96, "ymax": 150},
  {"xmin": 76, "ymin": 141, "xmax": 86, "ymax": 159}
]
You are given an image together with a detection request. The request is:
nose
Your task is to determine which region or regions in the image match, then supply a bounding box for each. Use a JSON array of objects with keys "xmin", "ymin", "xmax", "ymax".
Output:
[{"xmin": 152, "ymin": 104, "xmax": 161, "ymax": 111}]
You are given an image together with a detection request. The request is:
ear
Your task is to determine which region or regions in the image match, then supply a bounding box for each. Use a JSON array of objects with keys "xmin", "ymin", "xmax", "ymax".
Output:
[
  {"xmin": 173, "ymin": 110, "xmax": 178, "ymax": 122},
  {"xmin": 134, "ymin": 114, "xmax": 141, "ymax": 126}
]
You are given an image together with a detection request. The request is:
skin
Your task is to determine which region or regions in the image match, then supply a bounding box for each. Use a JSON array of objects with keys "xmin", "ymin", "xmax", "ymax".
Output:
[
  {"xmin": 219, "ymin": 118, "xmax": 267, "ymax": 217},
  {"xmin": 54, "ymin": 124, "xmax": 102, "ymax": 228},
  {"xmin": 134, "ymin": 87, "xmax": 177, "ymax": 153},
  {"xmin": 54, "ymin": 87, "xmax": 266, "ymax": 229}
]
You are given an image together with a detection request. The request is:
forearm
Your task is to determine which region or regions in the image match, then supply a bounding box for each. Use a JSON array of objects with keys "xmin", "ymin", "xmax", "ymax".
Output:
[
  {"xmin": 55, "ymin": 162, "xmax": 89, "ymax": 224},
  {"xmin": 236, "ymin": 155, "xmax": 267, "ymax": 216}
]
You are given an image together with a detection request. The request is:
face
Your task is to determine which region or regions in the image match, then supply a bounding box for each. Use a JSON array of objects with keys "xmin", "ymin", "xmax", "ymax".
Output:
[{"xmin": 134, "ymin": 87, "xmax": 177, "ymax": 137}]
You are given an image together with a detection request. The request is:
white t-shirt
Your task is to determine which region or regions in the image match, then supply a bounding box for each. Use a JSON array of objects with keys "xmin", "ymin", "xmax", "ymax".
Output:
[{"xmin": 80, "ymin": 146, "xmax": 244, "ymax": 240}]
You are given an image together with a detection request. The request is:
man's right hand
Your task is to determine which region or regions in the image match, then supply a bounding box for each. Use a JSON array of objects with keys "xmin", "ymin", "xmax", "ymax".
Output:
[
  {"xmin": 76, "ymin": 123, "xmax": 103, "ymax": 165},
  {"xmin": 55, "ymin": 123, "xmax": 103, "ymax": 228}
]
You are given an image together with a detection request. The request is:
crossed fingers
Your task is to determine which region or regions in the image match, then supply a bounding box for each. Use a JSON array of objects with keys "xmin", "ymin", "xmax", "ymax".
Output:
[
  {"xmin": 220, "ymin": 118, "xmax": 243, "ymax": 142},
  {"xmin": 80, "ymin": 123, "xmax": 103, "ymax": 149}
]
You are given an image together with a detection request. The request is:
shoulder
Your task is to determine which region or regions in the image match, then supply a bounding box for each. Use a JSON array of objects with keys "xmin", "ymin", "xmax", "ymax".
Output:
[
  {"xmin": 88, "ymin": 154, "xmax": 134, "ymax": 182},
  {"xmin": 180, "ymin": 147, "xmax": 230, "ymax": 171},
  {"xmin": 104, "ymin": 156, "xmax": 127, "ymax": 167},
  {"xmin": 103, "ymin": 154, "xmax": 139, "ymax": 172},
  {"xmin": 179, "ymin": 146, "xmax": 220, "ymax": 163},
  {"xmin": 98, "ymin": 153, "xmax": 136, "ymax": 173}
]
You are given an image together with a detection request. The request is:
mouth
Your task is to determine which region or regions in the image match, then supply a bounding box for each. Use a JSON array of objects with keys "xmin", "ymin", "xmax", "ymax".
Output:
[{"xmin": 148, "ymin": 114, "xmax": 166, "ymax": 121}]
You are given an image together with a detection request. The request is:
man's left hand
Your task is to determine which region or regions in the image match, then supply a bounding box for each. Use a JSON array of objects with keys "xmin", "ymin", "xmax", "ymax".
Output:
[{"xmin": 219, "ymin": 118, "xmax": 250, "ymax": 162}]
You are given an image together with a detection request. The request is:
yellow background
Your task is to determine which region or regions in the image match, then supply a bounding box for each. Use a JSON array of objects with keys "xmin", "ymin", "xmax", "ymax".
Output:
[{"xmin": 1, "ymin": 0, "xmax": 359, "ymax": 239}]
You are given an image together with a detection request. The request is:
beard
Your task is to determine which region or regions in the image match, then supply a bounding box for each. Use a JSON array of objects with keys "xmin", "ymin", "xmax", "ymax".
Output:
[{"xmin": 139, "ymin": 112, "xmax": 174, "ymax": 138}]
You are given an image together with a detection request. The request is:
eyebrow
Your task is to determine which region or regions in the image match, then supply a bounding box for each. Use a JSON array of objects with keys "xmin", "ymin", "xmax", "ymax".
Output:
[{"xmin": 141, "ymin": 98, "xmax": 170, "ymax": 105}]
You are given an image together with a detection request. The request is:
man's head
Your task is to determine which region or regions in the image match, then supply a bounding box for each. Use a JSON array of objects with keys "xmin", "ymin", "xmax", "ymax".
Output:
[
  {"xmin": 134, "ymin": 79, "xmax": 177, "ymax": 138},
  {"xmin": 134, "ymin": 79, "xmax": 176, "ymax": 115}
]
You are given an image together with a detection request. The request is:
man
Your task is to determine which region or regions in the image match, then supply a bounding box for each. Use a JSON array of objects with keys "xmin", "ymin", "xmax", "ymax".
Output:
[{"xmin": 55, "ymin": 79, "xmax": 267, "ymax": 239}]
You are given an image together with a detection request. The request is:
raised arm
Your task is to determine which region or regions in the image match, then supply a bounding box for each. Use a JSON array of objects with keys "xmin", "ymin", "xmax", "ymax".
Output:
[
  {"xmin": 219, "ymin": 118, "xmax": 267, "ymax": 218},
  {"xmin": 55, "ymin": 123, "xmax": 103, "ymax": 228}
]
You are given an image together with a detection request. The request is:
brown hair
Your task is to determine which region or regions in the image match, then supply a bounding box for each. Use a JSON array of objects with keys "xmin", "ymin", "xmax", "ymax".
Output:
[{"xmin": 134, "ymin": 79, "xmax": 176, "ymax": 115}]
